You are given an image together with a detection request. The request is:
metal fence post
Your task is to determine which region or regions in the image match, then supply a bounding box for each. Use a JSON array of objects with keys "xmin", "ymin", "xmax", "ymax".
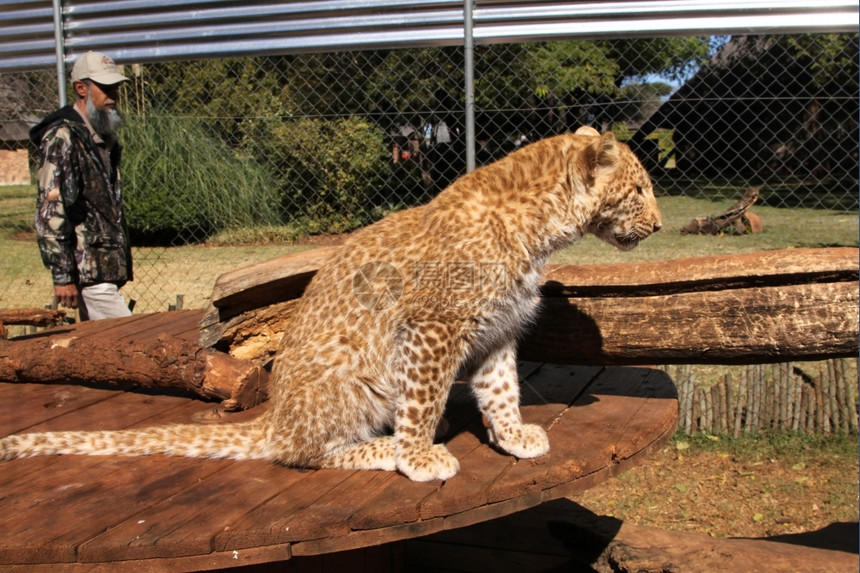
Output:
[
  {"xmin": 52, "ymin": 0, "xmax": 66, "ymax": 106},
  {"xmin": 464, "ymin": 0, "xmax": 476, "ymax": 173}
]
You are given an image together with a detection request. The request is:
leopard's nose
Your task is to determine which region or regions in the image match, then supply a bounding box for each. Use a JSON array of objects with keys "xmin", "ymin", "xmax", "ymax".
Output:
[{"xmin": 653, "ymin": 221, "xmax": 662, "ymax": 232}]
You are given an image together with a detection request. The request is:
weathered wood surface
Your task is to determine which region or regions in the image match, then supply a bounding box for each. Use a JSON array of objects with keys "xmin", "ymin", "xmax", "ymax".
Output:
[
  {"xmin": 0, "ymin": 312, "xmax": 267, "ymax": 410},
  {"xmin": 408, "ymin": 498, "xmax": 858, "ymax": 572},
  {"xmin": 0, "ymin": 359, "xmax": 677, "ymax": 570},
  {"xmin": 199, "ymin": 245, "xmax": 338, "ymax": 335},
  {"xmin": 201, "ymin": 247, "xmax": 859, "ymax": 366},
  {"xmin": 0, "ymin": 308, "xmax": 66, "ymax": 327}
]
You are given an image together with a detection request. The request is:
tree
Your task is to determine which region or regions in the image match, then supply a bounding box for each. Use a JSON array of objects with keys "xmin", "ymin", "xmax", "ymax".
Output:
[{"xmin": 604, "ymin": 37, "xmax": 712, "ymax": 84}]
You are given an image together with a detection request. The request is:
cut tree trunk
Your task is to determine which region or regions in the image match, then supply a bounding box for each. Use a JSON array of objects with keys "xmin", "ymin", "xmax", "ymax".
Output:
[
  {"xmin": 0, "ymin": 332, "xmax": 266, "ymax": 410},
  {"xmin": 199, "ymin": 247, "xmax": 859, "ymax": 367},
  {"xmin": 521, "ymin": 247, "xmax": 858, "ymax": 364}
]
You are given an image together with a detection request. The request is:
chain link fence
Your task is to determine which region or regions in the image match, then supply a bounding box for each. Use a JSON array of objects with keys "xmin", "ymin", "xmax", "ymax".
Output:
[{"xmin": 1, "ymin": 33, "xmax": 857, "ymax": 318}]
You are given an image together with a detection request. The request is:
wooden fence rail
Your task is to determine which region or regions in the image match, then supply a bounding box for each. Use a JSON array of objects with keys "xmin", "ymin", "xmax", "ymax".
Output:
[{"xmin": 666, "ymin": 358, "xmax": 858, "ymax": 436}]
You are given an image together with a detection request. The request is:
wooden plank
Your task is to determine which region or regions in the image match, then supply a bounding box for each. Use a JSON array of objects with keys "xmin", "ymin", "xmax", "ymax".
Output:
[
  {"xmin": 0, "ymin": 388, "xmax": 235, "ymax": 565},
  {"xmin": 214, "ymin": 469, "xmax": 359, "ymax": 549},
  {"xmin": 406, "ymin": 500, "xmax": 576, "ymax": 573},
  {"xmin": 113, "ymin": 310, "xmax": 205, "ymax": 343},
  {"xmin": 417, "ymin": 364, "xmax": 603, "ymax": 521},
  {"xmin": 78, "ymin": 459, "xmax": 286, "ymax": 562},
  {"xmin": 484, "ymin": 367, "xmax": 677, "ymax": 504},
  {"xmin": 0, "ymin": 456, "xmax": 234, "ymax": 566},
  {"xmin": 337, "ymin": 370, "xmax": 555, "ymax": 534},
  {"xmin": 0, "ymin": 361, "xmax": 679, "ymax": 569},
  {"xmin": 0, "ymin": 389, "xmax": 201, "ymax": 485},
  {"xmin": 333, "ymin": 471, "xmax": 440, "ymax": 534},
  {"xmin": 47, "ymin": 313, "xmax": 156, "ymax": 341},
  {"xmin": 272, "ymin": 470, "xmax": 406, "ymax": 543},
  {"xmin": 0, "ymin": 384, "xmax": 119, "ymax": 436},
  {"xmin": 159, "ymin": 310, "xmax": 209, "ymax": 341}
]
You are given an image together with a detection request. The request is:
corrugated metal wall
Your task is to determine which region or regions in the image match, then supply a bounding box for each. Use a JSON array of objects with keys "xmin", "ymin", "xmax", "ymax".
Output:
[{"xmin": 2, "ymin": 0, "xmax": 857, "ymax": 72}]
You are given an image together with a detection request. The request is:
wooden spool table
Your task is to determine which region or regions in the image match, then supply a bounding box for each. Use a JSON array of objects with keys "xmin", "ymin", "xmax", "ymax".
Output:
[
  {"xmin": 0, "ymin": 312, "xmax": 677, "ymax": 571},
  {"xmin": 5, "ymin": 247, "xmax": 853, "ymax": 570}
]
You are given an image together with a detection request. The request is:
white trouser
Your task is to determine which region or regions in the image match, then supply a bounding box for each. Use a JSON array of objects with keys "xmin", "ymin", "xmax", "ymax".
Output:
[{"xmin": 80, "ymin": 283, "xmax": 132, "ymax": 321}]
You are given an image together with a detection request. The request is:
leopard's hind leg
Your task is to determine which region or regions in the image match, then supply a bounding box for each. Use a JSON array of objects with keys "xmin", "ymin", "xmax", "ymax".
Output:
[{"xmin": 319, "ymin": 435, "xmax": 397, "ymax": 472}]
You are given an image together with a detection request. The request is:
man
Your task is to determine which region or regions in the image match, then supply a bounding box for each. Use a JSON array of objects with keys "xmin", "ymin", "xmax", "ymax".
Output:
[{"xmin": 30, "ymin": 51, "xmax": 133, "ymax": 320}]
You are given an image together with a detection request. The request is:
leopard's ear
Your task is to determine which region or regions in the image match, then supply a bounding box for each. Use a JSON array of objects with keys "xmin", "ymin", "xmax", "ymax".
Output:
[
  {"xmin": 578, "ymin": 131, "xmax": 620, "ymax": 181},
  {"xmin": 574, "ymin": 125, "xmax": 600, "ymax": 137}
]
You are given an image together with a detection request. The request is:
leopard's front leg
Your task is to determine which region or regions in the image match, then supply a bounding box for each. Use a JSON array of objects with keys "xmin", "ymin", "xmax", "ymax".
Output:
[{"xmin": 468, "ymin": 341, "xmax": 550, "ymax": 459}]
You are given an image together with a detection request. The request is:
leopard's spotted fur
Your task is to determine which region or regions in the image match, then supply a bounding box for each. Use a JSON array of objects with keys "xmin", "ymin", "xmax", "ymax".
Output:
[{"xmin": 1, "ymin": 128, "xmax": 661, "ymax": 482}]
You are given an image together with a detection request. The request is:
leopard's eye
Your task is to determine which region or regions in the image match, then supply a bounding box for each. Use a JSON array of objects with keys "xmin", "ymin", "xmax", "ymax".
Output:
[{"xmin": 636, "ymin": 185, "xmax": 644, "ymax": 195}]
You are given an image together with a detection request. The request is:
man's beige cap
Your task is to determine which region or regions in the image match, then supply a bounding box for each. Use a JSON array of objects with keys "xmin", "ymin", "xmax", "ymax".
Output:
[{"xmin": 70, "ymin": 51, "xmax": 130, "ymax": 85}]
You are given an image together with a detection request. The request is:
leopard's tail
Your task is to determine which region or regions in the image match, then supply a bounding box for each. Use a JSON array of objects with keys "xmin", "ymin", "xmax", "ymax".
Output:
[{"xmin": 0, "ymin": 419, "xmax": 269, "ymax": 462}]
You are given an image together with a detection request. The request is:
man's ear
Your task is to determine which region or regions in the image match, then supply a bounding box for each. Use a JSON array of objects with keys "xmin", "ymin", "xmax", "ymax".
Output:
[{"xmin": 73, "ymin": 80, "xmax": 88, "ymax": 99}]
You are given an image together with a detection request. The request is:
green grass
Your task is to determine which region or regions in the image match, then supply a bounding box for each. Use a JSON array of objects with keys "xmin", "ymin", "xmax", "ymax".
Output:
[
  {"xmin": 677, "ymin": 430, "xmax": 859, "ymax": 460},
  {"xmin": 0, "ymin": 185, "xmax": 34, "ymax": 235},
  {"xmin": 550, "ymin": 195, "xmax": 858, "ymax": 265}
]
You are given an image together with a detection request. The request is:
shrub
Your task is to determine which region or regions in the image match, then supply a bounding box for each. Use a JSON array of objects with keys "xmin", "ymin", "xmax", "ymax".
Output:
[
  {"xmin": 243, "ymin": 115, "xmax": 389, "ymax": 234},
  {"xmin": 122, "ymin": 113, "xmax": 281, "ymax": 243}
]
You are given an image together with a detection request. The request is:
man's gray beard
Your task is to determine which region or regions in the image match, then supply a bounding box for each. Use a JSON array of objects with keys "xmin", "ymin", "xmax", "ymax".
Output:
[{"xmin": 86, "ymin": 94, "xmax": 124, "ymax": 140}]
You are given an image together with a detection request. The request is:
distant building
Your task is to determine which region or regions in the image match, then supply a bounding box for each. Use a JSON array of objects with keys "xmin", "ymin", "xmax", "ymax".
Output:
[{"xmin": 0, "ymin": 118, "xmax": 35, "ymax": 185}]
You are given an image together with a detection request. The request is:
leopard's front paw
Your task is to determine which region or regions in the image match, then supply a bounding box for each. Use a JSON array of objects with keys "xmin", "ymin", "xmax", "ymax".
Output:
[
  {"xmin": 397, "ymin": 444, "xmax": 460, "ymax": 482},
  {"xmin": 490, "ymin": 423, "xmax": 550, "ymax": 459}
]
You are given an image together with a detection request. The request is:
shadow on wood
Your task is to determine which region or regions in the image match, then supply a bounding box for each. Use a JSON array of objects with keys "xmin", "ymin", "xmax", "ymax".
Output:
[{"xmin": 407, "ymin": 498, "xmax": 857, "ymax": 573}]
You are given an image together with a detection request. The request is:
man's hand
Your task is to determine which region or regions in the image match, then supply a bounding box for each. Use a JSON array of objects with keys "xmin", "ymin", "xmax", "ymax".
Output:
[{"xmin": 54, "ymin": 284, "xmax": 79, "ymax": 308}]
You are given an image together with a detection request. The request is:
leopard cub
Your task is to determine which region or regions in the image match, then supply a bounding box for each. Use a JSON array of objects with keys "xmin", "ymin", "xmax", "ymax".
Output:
[{"xmin": 1, "ymin": 127, "xmax": 661, "ymax": 482}]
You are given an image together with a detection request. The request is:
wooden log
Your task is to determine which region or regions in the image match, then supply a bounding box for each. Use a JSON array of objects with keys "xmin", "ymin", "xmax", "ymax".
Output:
[
  {"xmin": 199, "ymin": 246, "xmax": 339, "ymax": 337},
  {"xmin": 680, "ymin": 186, "xmax": 763, "ymax": 236},
  {"xmin": 0, "ymin": 333, "xmax": 266, "ymax": 410},
  {"xmin": 519, "ymin": 281, "xmax": 858, "ymax": 365},
  {"xmin": 202, "ymin": 247, "xmax": 859, "ymax": 366},
  {"xmin": 206, "ymin": 299, "xmax": 300, "ymax": 365},
  {"xmin": 0, "ymin": 308, "xmax": 66, "ymax": 327}
]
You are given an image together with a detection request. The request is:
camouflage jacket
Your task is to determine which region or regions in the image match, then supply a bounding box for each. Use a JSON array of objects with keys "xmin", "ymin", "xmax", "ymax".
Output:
[{"xmin": 30, "ymin": 106, "xmax": 132, "ymax": 287}]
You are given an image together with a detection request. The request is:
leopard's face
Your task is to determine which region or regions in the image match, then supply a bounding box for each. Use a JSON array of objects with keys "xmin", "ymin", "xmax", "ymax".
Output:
[{"xmin": 588, "ymin": 144, "xmax": 662, "ymax": 251}]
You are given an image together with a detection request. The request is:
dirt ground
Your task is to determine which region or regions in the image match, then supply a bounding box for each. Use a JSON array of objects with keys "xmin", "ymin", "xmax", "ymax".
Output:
[{"xmin": 571, "ymin": 433, "xmax": 859, "ymax": 540}]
